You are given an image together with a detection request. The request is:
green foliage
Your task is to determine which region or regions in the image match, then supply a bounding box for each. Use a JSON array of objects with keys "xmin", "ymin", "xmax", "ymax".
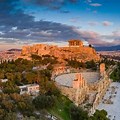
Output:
[
  {"xmin": 33, "ymin": 95, "xmax": 55, "ymax": 109},
  {"xmin": 69, "ymin": 104, "xmax": 89, "ymax": 120},
  {"xmin": 90, "ymin": 109, "xmax": 109, "ymax": 120},
  {"xmin": 66, "ymin": 59, "xmax": 97, "ymax": 70},
  {"xmin": 110, "ymin": 62, "xmax": 120, "ymax": 82},
  {"xmin": 25, "ymin": 72, "xmax": 38, "ymax": 84},
  {"xmin": 23, "ymin": 116, "xmax": 38, "ymax": 120},
  {"xmin": 0, "ymin": 58, "xmax": 109, "ymax": 120},
  {"xmin": 89, "ymin": 44, "xmax": 92, "ymax": 48},
  {"xmin": 39, "ymin": 76, "xmax": 60, "ymax": 95},
  {"xmin": 86, "ymin": 60, "xmax": 97, "ymax": 70},
  {"xmin": 0, "ymin": 71, "xmax": 5, "ymax": 79},
  {"xmin": 66, "ymin": 59, "xmax": 86, "ymax": 69},
  {"xmin": 0, "ymin": 93, "xmax": 34, "ymax": 117},
  {"xmin": 39, "ymin": 69, "xmax": 52, "ymax": 80},
  {"xmin": 31, "ymin": 54, "xmax": 42, "ymax": 61},
  {"xmin": 100, "ymin": 58, "xmax": 115, "ymax": 70},
  {"xmin": 2, "ymin": 81, "xmax": 20, "ymax": 94},
  {"xmin": 48, "ymin": 95, "xmax": 72, "ymax": 120},
  {"xmin": 0, "ymin": 58, "xmax": 56, "ymax": 85},
  {"xmin": 31, "ymin": 54, "xmax": 58, "ymax": 65},
  {"xmin": 0, "ymin": 109, "xmax": 5, "ymax": 119},
  {"xmin": 4, "ymin": 112, "xmax": 17, "ymax": 120}
]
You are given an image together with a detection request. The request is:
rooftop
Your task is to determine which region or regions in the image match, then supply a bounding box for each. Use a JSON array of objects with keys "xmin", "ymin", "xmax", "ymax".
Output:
[
  {"xmin": 68, "ymin": 40, "xmax": 83, "ymax": 42},
  {"xmin": 19, "ymin": 84, "xmax": 39, "ymax": 89}
]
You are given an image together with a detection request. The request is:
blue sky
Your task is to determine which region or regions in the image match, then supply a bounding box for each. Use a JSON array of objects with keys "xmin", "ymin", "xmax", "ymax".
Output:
[{"xmin": 0, "ymin": 0, "xmax": 120, "ymax": 50}]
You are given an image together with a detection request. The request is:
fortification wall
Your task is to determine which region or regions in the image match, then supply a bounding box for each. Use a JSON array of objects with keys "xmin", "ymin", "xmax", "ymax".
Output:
[
  {"xmin": 58, "ymin": 84, "xmax": 89, "ymax": 105},
  {"xmin": 57, "ymin": 85, "xmax": 76, "ymax": 102},
  {"xmin": 89, "ymin": 77, "xmax": 111, "ymax": 114}
]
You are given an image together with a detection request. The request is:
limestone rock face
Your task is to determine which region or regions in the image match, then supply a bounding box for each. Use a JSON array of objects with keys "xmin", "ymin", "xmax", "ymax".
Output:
[
  {"xmin": 21, "ymin": 44, "xmax": 51, "ymax": 56},
  {"xmin": 21, "ymin": 40, "xmax": 100, "ymax": 62}
]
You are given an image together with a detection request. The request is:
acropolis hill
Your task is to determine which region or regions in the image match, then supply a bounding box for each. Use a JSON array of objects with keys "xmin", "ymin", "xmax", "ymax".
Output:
[{"xmin": 21, "ymin": 40, "xmax": 100, "ymax": 62}]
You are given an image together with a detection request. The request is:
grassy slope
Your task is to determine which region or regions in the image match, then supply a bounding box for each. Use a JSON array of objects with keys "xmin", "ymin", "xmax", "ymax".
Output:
[{"xmin": 48, "ymin": 95, "xmax": 73, "ymax": 120}]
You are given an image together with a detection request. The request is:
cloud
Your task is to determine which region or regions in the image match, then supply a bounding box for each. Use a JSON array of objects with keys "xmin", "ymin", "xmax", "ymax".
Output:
[
  {"xmin": 73, "ymin": 29, "xmax": 120, "ymax": 46},
  {"xmin": 113, "ymin": 30, "xmax": 120, "ymax": 36},
  {"xmin": 88, "ymin": 21, "xmax": 98, "ymax": 26},
  {"xmin": 102, "ymin": 21, "xmax": 113, "ymax": 26},
  {"xmin": 102, "ymin": 30, "xmax": 120, "ymax": 41},
  {"xmin": 88, "ymin": 21, "xmax": 113, "ymax": 27},
  {"xmin": 90, "ymin": 3, "xmax": 102, "ymax": 7},
  {"xmin": 24, "ymin": 0, "xmax": 77, "ymax": 10},
  {"xmin": 69, "ymin": 17, "xmax": 81, "ymax": 23},
  {"xmin": 0, "ymin": 0, "xmax": 80, "ymax": 44},
  {"xmin": 0, "ymin": 1, "xmax": 81, "ymax": 43},
  {"xmin": 0, "ymin": 0, "xmax": 119, "ymax": 48},
  {"xmin": 87, "ymin": 0, "xmax": 92, "ymax": 2}
]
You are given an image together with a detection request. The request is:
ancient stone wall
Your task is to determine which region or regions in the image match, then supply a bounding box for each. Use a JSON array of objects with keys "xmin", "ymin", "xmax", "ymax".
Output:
[
  {"xmin": 57, "ymin": 85, "xmax": 76, "ymax": 102},
  {"xmin": 55, "ymin": 63, "xmax": 111, "ymax": 112},
  {"xmin": 89, "ymin": 76, "xmax": 111, "ymax": 114},
  {"xmin": 57, "ymin": 84, "xmax": 89, "ymax": 105}
]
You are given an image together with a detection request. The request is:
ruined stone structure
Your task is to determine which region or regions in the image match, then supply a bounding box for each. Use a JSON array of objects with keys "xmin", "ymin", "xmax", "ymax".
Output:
[
  {"xmin": 100, "ymin": 63, "xmax": 106, "ymax": 77},
  {"xmin": 55, "ymin": 63, "xmax": 111, "ymax": 113},
  {"xmin": 72, "ymin": 74, "xmax": 88, "ymax": 105},
  {"xmin": 20, "ymin": 40, "xmax": 100, "ymax": 62},
  {"xmin": 52, "ymin": 64, "xmax": 70, "ymax": 76},
  {"xmin": 68, "ymin": 40, "xmax": 83, "ymax": 47}
]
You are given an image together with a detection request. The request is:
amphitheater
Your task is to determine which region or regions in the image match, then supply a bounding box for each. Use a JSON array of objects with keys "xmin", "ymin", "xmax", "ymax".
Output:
[
  {"xmin": 54, "ymin": 63, "xmax": 111, "ymax": 114},
  {"xmin": 55, "ymin": 72, "xmax": 100, "ymax": 87}
]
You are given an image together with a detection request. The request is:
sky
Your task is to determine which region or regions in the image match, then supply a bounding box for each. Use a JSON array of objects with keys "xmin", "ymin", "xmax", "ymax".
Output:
[{"xmin": 0, "ymin": 0, "xmax": 120, "ymax": 50}]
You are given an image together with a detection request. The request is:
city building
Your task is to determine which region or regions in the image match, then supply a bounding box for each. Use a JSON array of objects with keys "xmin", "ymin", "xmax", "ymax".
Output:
[{"xmin": 19, "ymin": 84, "xmax": 39, "ymax": 95}]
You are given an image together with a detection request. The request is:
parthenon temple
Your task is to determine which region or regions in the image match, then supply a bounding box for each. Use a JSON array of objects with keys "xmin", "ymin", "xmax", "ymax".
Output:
[{"xmin": 68, "ymin": 40, "xmax": 83, "ymax": 47}]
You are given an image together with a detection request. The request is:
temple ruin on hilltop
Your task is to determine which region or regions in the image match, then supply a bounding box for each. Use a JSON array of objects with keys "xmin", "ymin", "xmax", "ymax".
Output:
[
  {"xmin": 68, "ymin": 40, "xmax": 83, "ymax": 47},
  {"xmin": 20, "ymin": 40, "xmax": 100, "ymax": 62}
]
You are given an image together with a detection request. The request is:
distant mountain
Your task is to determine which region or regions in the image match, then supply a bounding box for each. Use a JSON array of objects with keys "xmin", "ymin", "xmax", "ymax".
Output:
[
  {"xmin": 95, "ymin": 45, "xmax": 120, "ymax": 51},
  {"xmin": 8, "ymin": 49, "xmax": 22, "ymax": 52}
]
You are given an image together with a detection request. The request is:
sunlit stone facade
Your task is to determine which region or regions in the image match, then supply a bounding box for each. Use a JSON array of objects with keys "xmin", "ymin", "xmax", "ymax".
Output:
[{"xmin": 68, "ymin": 40, "xmax": 83, "ymax": 47}]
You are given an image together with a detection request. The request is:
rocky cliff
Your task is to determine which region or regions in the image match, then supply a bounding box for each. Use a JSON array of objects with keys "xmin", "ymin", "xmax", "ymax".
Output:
[{"xmin": 21, "ymin": 40, "xmax": 100, "ymax": 62}]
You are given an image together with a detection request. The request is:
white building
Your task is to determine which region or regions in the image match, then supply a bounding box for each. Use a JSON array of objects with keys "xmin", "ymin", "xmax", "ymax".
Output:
[
  {"xmin": 19, "ymin": 84, "xmax": 39, "ymax": 95},
  {"xmin": 0, "ymin": 79, "xmax": 8, "ymax": 82}
]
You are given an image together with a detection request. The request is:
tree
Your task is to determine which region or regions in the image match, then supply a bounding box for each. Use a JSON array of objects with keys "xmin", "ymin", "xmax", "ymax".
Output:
[
  {"xmin": 33, "ymin": 95, "xmax": 55, "ymax": 110},
  {"xmin": 110, "ymin": 62, "xmax": 120, "ymax": 82},
  {"xmin": 86, "ymin": 60, "xmax": 97, "ymax": 70},
  {"xmin": 23, "ymin": 116, "xmax": 38, "ymax": 120},
  {"xmin": 5, "ymin": 73, "xmax": 15, "ymax": 81},
  {"xmin": 1, "ymin": 100, "xmax": 14, "ymax": 112},
  {"xmin": 14, "ymin": 72, "xmax": 22, "ymax": 85},
  {"xmin": 25, "ymin": 72, "xmax": 37, "ymax": 84},
  {"xmin": 0, "ymin": 109, "xmax": 5, "ymax": 120},
  {"xmin": 69, "ymin": 104, "xmax": 89, "ymax": 120},
  {"xmin": 31, "ymin": 54, "xmax": 42, "ymax": 61},
  {"xmin": 0, "ymin": 71, "xmax": 5, "ymax": 79},
  {"xmin": 4, "ymin": 112, "xmax": 17, "ymax": 120},
  {"xmin": 89, "ymin": 44, "xmax": 92, "ymax": 48},
  {"xmin": 2, "ymin": 81, "xmax": 20, "ymax": 94},
  {"xmin": 90, "ymin": 109, "xmax": 109, "ymax": 120}
]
